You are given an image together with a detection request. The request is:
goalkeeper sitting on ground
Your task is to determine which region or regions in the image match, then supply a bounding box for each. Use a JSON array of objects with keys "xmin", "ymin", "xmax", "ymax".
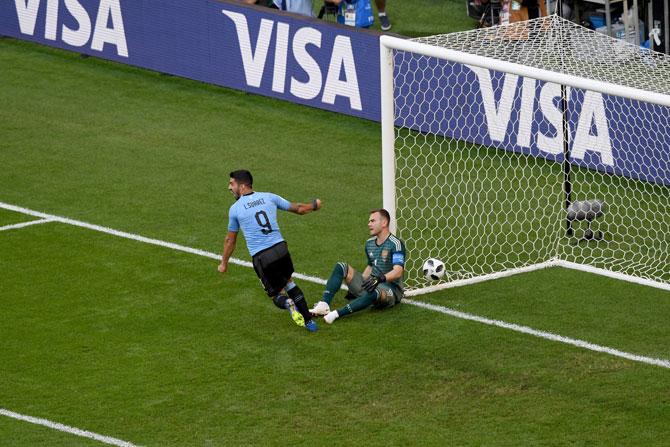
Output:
[{"xmin": 311, "ymin": 209, "xmax": 405, "ymax": 323}]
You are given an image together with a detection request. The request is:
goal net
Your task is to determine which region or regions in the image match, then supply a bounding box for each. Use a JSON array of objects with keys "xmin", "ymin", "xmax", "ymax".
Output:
[{"xmin": 380, "ymin": 16, "xmax": 670, "ymax": 295}]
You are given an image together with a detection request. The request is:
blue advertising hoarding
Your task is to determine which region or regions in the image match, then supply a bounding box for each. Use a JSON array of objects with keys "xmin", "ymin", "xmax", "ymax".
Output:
[
  {"xmin": 1, "ymin": 0, "xmax": 668, "ymax": 186},
  {"xmin": 395, "ymin": 54, "xmax": 670, "ymax": 186},
  {"xmin": 0, "ymin": 0, "xmax": 381, "ymax": 121}
]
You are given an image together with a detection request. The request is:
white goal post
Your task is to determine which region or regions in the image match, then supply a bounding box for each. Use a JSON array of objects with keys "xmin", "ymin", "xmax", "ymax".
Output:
[{"xmin": 380, "ymin": 17, "xmax": 670, "ymax": 296}]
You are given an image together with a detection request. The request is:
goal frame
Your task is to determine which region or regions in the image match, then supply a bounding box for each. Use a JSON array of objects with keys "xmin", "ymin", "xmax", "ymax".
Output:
[{"xmin": 379, "ymin": 34, "xmax": 670, "ymax": 296}]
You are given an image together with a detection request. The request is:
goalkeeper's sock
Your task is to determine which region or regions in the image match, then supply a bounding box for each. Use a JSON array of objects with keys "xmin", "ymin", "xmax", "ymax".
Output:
[
  {"xmin": 286, "ymin": 282, "xmax": 312, "ymax": 322},
  {"xmin": 322, "ymin": 262, "xmax": 347, "ymax": 305},
  {"xmin": 337, "ymin": 291, "xmax": 376, "ymax": 316}
]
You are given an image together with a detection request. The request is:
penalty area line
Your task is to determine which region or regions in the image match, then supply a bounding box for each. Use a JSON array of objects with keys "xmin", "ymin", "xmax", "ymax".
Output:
[
  {"xmin": 0, "ymin": 218, "xmax": 55, "ymax": 232},
  {"xmin": 1, "ymin": 201, "xmax": 669, "ymax": 370},
  {"xmin": 0, "ymin": 409, "xmax": 139, "ymax": 447}
]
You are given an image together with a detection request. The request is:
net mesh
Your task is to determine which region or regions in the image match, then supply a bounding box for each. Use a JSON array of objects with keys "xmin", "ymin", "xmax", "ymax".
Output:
[
  {"xmin": 412, "ymin": 15, "xmax": 670, "ymax": 96},
  {"xmin": 391, "ymin": 16, "xmax": 670, "ymax": 292}
]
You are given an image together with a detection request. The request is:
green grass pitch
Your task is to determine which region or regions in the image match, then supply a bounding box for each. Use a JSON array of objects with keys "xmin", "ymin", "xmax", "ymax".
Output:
[{"xmin": 1, "ymin": 36, "xmax": 670, "ymax": 446}]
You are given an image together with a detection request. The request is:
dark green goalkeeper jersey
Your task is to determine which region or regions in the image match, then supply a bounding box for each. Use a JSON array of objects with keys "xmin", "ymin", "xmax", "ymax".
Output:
[{"xmin": 365, "ymin": 234, "xmax": 406, "ymax": 292}]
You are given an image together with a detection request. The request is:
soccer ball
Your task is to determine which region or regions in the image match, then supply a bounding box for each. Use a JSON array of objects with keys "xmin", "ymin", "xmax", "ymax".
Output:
[{"xmin": 423, "ymin": 258, "xmax": 445, "ymax": 281}]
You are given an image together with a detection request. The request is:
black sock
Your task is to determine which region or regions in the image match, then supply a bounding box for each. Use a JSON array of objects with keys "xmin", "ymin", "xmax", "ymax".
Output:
[{"xmin": 272, "ymin": 294, "xmax": 289, "ymax": 310}]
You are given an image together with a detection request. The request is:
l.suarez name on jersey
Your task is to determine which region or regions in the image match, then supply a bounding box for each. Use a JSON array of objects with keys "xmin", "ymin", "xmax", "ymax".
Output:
[
  {"xmin": 12, "ymin": 0, "xmax": 128, "ymax": 57},
  {"xmin": 222, "ymin": 10, "xmax": 362, "ymax": 111}
]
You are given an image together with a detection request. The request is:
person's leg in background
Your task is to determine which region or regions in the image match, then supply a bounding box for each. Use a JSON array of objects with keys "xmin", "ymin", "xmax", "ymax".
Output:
[
  {"xmin": 523, "ymin": 0, "xmax": 540, "ymax": 19},
  {"xmin": 374, "ymin": 0, "xmax": 392, "ymax": 31}
]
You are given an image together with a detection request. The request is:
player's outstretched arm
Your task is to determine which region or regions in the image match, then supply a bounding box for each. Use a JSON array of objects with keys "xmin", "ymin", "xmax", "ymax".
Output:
[
  {"xmin": 289, "ymin": 199, "xmax": 322, "ymax": 215},
  {"xmin": 218, "ymin": 231, "xmax": 238, "ymax": 273}
]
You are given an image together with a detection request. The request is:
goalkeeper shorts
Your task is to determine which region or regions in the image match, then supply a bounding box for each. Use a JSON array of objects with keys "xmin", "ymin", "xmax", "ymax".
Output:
[{"xmin": 348, "ymin": 270, "xmax": 403, "ymax": 309}]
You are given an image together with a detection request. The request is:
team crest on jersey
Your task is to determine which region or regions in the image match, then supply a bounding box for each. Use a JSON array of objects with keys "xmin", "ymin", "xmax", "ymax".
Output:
[{"xmin": 381, "ymin": 249, "xmax": 389, "ymax": 260}]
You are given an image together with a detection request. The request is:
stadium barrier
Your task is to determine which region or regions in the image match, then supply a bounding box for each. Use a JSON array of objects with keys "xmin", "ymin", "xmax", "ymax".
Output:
[
  {"xmin": 1, "ymin": 0, "xmax": 381, "ymax": 121},
  {"xmin": 2, "ymin": 0, "xmax": 668, "ymax": 184},
  {"xmin": 393, "ymin": 53, "xmax": 670, "ymax": 186}
]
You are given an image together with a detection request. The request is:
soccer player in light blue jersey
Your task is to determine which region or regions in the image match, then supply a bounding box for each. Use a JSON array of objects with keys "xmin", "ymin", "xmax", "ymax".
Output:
[
  {"xmin": 218, "ymin": 170, "xmax": 322, "ymax": 332},
  {"xmin": 310, "ymin": 208, "xmax": 405, "ymax": 324}
]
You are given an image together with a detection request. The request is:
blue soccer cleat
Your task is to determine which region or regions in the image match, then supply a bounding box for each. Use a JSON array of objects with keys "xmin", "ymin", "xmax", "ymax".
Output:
[{"xmin": 304, "ymin": 319, "xmax": 318, "ymax": 332}]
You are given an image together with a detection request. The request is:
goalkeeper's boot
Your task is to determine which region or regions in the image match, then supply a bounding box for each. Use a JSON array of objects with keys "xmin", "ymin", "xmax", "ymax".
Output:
[
  {"xmin": 310, "ymin": 301, "xmax": 330, "ymax": 316},
  {"xmin": 324, "ymin": 310, "xmax": 339, "ymax": 324},
  {"xmin": 304, "ymin": 319, "xmax": 318, "ymax": 332},
  {"xmin": 286, "ymin": 298, "xmax": 305, "ymax": 327}
]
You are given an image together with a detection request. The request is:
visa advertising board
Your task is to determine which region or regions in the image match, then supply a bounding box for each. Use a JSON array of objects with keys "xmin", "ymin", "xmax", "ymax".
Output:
[
  {"xmin": 2, "ymin": 0, "xmax": 668, "ymax": 185},
  {"xmin": 395, "ymin": 55, "xmax": 670, "ymax": 185},
  {"xmin": 1, "ymin": 0, "xmax": 381, "ymax": 120}
]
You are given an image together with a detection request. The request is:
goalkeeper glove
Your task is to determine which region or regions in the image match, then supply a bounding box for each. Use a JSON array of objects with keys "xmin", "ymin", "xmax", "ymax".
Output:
[{"xmin": 362, "ymin": 273, "xmax": 386, "ymax": 293}]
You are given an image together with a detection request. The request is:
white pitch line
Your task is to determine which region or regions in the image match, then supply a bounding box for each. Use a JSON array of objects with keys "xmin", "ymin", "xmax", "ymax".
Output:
[
  {"xmin": 1, "ymin": 200, "xmax": 669, "ymax": 370},
  {"xmin": 0, "ymin": 202, "xmax": 326, "ymax": 286},
  {"xmin": 406, "ymin": 299, "xmax": 670, "ymax": 369},
  {"xmin": 0, "ymin": 409, "xmax": 139, "ymax": 447},
  {"xmin": 0, "ymin": 218, "xmax": 54, "ymax": 232}
]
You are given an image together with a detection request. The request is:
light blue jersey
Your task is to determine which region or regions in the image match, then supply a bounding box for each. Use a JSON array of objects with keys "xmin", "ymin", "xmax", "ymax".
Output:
[{"xmin": 228, "ymin": 192, "xmax": 291, "ymax": 256}]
